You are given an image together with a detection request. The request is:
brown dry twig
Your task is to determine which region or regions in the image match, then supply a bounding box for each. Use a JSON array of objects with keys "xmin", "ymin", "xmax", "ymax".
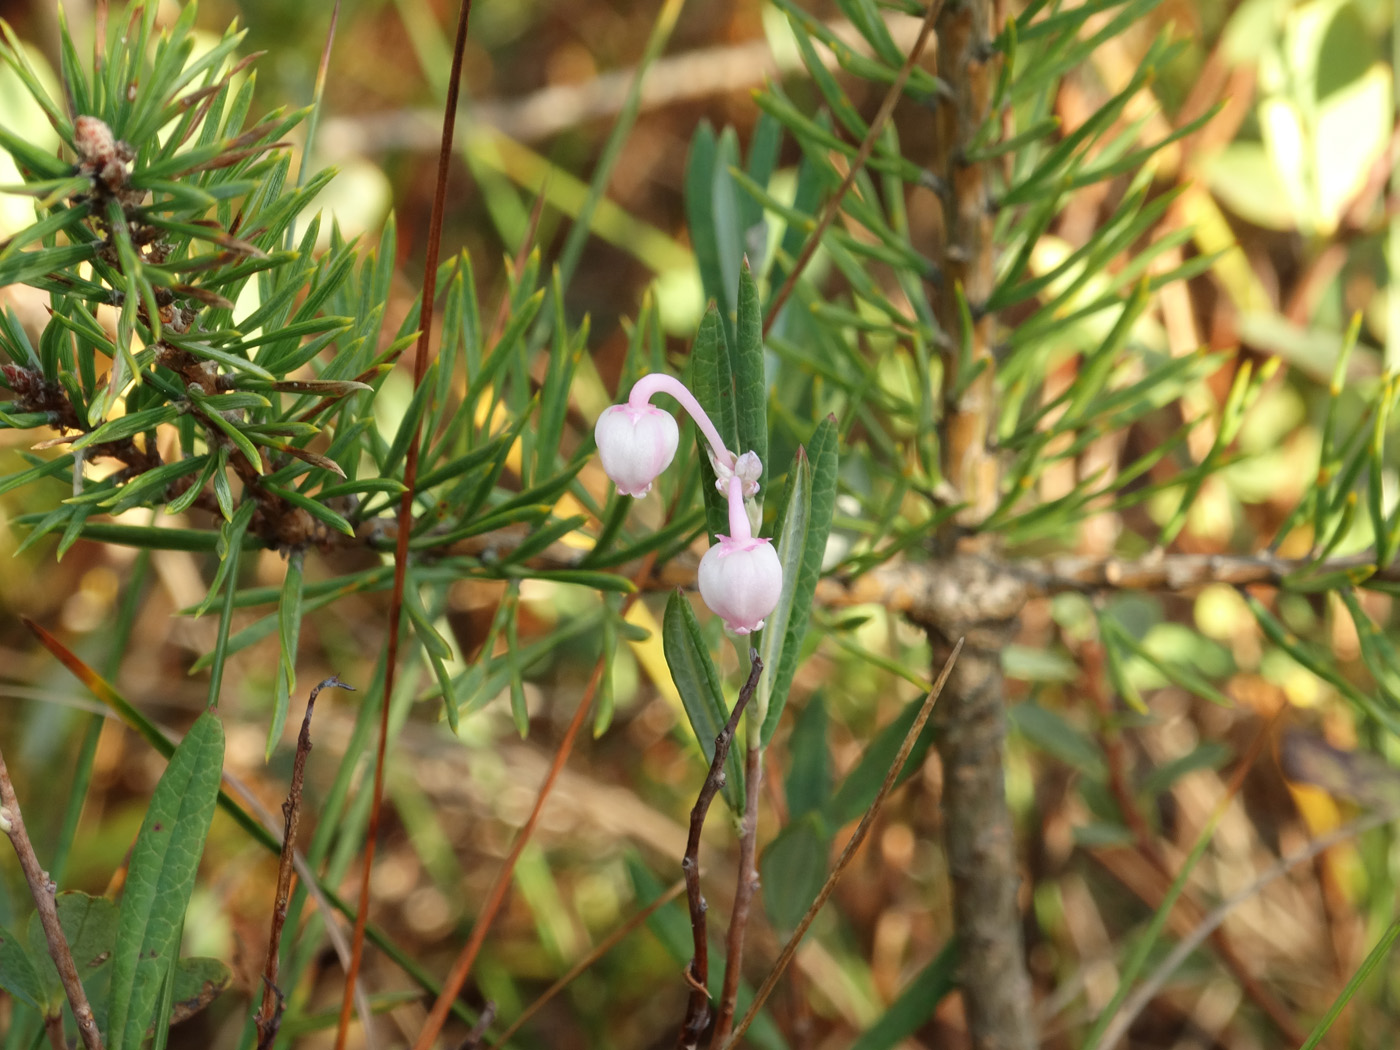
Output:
[
  {"xmin": 677, "ymin": 655, "xmax": 763, "ymax": 1049},
  {"xmin": 256, "ymin": 675, "xmax": 354, "ymax": 1050},
  {"xmin": 722, "ymin": 638, "xmax": 963, "ymax": 1049},
  {"xmin": 710, "ymin": 738, "xmax": 763, "ymax": 1049},
  {"xmin": 1076, "ymin": 636, "xmax": 1305, "ymax": 1044},
  {"xmin": 335, "ymin": 0, "xmax": 472, "ymax": 1043},
  {"xmin": 0, "ymin": 743, "xmax": 104, "ymax": 1050},
  {"xmin": 488, "ymin": 879, "xmax": 687, "ymax": 1050}
]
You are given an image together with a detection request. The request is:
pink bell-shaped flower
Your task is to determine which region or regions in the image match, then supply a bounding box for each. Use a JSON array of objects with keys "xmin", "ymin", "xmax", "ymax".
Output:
[
  {"xmin": 594, "ymin": 402, "xmax": 679, "ymax": 497},
  {"xmin": 698, "ymin": 476, "xmax": 783, "ymax": 634},
  {"xmin": 595, "ymin": 373, "xmax": 740, "ymax": 497}
]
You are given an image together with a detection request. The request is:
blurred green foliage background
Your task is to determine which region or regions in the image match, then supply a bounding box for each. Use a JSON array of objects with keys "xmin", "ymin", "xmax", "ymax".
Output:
[{"xmin": 2, "ymin": 0, "xmax": 1400, "ymax": 1048}]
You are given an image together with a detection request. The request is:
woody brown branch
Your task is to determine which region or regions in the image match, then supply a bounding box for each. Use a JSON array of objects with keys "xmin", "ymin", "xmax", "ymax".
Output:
[
  {"xmin": 0, "ymin": 744, "xmax": 103, "ymax": 1050},
  {"xmin": 677, "ymin": 656, "xmax": 762, "ymax": 1050},
  {"xmin": 926, "ymin": 0, "xmax": 1037, "ymax": 1047}
]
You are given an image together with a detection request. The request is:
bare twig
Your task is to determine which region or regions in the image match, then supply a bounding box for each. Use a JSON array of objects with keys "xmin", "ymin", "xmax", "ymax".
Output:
[
  {"xmin": 490, "ymin": 879, "xmax": 687, "ymax": 1050},
  {"xmin": 678, "ymin": 656, "xmax": 763, "ymax": 1049},
  {"xmin": 385, "ymin": 527, "xmax": 1400, "ymax": 609},
  {"xmin": 710, "ymin": 741, "xmax": 763, "ymax": 1049},
  {"xmin": 1080, "ymin": 703, "xmax": 1290, "ymax": 1050},
  {"xmin": 335, "ymin": 0, "xmax": 474, "ymax": 1047},
  {"xmin": 456, "ymin": 1001, "xmax": 496, "ymax": 1050},
  {"xmin": 217, "ymin": 766, "xmax": 378, "ymax": 1030},
  {"xmin": 0, "ymin": 745, "xmax": 104, "ymax": 1050},
  {"xmin": 257, "ymin": 676, "xmax": 354, "ymax": 1050},
  {"xmin": 722, "ymin": 639, "xmax": 963, "ymax": 1049},
  {"xmin": 318, "ymin": 15, "xmax": 929, "ymax": 148}
]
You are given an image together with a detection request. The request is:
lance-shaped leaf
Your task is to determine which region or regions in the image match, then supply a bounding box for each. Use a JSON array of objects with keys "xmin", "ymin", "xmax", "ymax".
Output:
[
  {"xmin": 688, "ymin": 303, "xmax": 738, "ymax": 541},
  {"xmin": 759, "ymin": 417, "xmax": 839, "ymax": 743},
  {"xmin": 107, "ymin": 709, "xmax": 224, "ymax": 1050},
  {"xmin": 662, "ymin": 591, "xmax": 745, "ymax": 812},
  {"xmin": 848, "ymin": 943, "xmax": 958, "ymax": 1050},
  {"xmin": 0, "ymin": 924, "xmax": 47, "ymax": 1013},
  {"xmin": 733, "ymin": 258, "xmax": 769, "ymax": 493}
]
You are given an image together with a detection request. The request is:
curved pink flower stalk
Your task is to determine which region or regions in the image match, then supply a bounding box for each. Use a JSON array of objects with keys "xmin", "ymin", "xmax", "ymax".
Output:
[
  {"xmin": 626, "ymin": 373, "xmax": 735, "ymax": 475},
  {"xmin": 698, "ymin": 475, "xmax": 783, "ymax": 634},
  {"xmin": 595, "ymin": 372, "xmax": 746, "ymax": 498}
]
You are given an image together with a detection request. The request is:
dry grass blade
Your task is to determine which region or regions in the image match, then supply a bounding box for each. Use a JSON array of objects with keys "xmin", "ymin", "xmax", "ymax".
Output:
[
  {"xmin": 410, "ymin": 549, "xmax": 661, "ymax": 1050},
  {"xmin": 334, "ymin": 2, "xmax": 474, "ymax": 1048},
  {"xmin": 1098, "ymin": 806, "xmax": 1399, "ymax": 1050},
  {"xmin": 721, "ymin": 638, "xmax": 964, "ymax": 1049},
  {"xmin": 487, "ymin": 880, "xmax": 688, "ymax": 1049}
]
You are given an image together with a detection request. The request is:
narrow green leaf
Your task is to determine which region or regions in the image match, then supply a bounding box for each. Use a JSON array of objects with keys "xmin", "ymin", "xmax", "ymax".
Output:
[
  {"xmin": 201, "ymin": 405, "xmax": 264, "ymax": 474},
  {"xmin": 382, "ymin": 360, "xmax": 438, "ymax": 478},
  {"xmin": 849, "ymin": 942, "xmax": 958, "ymax": 1050},
  {"xmin": 760, "ymin": 815, "xmax": 829, "ymax": 932},
  {"xmin": 1298, "ymin": 920, "xmax": 1400, "ymax": 1050},
  {"xmin": 827, "ymin": 689, "xmax": 937, "ymax": 827},
  {"xmin": 689, "ymin": 303, "xmax": 738, "ymax": 540},
  {"xmin": 505, "ymin": 584, "xmax": 529, "ymax": 737},
  {"xmin": 662, "ymin": 591, "xmax": 744, "ymax": 812},
  {"xmin": 785, "ymin": 692, "xmax": 830, "ymax": 821},
  {"xmin": 733, "ymin": 259, "xmax": 769, "ymax": 487},
  {"xmin": 262, "ymin": 482, "xmax": 355, "ymax": 537},
  {"xmin": 760, "ymin": 417, "xmax": 839, "ymax": 743},
  {"xmin": 265, "ymin": 552, "xmax": 305, "ymax": 759},
  {"xmin": 1010, "ymin": 702, "xmax": 1105, "ymax": 776},
  {"xmin": 107, "ymin": 710, "xmax": 224, "ymax": 1050},
  {"xmin": 71, "ymin": 405, "xmax": 180, "ymax": 450}
]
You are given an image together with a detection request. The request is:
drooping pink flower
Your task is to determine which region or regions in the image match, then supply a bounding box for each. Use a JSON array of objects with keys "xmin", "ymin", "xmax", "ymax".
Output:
[
  {"xmin": 698, "ymin": 475, "xmax": 783, "ymax": 634},
  {"xmin": 595, "ymin": 373, "xmax": 741, "ymax": 498},
  {"xmin": 593, "ymin": 402, "xmax": 679, "ymax": 497}
]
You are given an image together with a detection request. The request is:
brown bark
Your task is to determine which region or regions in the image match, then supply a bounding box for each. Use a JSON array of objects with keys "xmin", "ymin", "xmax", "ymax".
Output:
[
  {"xmin": 926, "ymin": 4, "xmax": 1036, "ymax": 1045},
  {"xmin": 916, "ymin": 559, "xmax": 1036, "ymax": 1050}
]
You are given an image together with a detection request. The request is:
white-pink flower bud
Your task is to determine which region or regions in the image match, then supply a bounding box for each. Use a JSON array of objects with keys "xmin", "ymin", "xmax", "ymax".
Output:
[
  {"xmin": 594, "ymin": 402, "xmax": 679, "ymax": 497},
  {"xmin": 697, "ymin": 473, "xmax": 783, "ymax": 634},
  {"xmin": 698, "ymin": 536, "xmax": 783, "ymax": 634}
]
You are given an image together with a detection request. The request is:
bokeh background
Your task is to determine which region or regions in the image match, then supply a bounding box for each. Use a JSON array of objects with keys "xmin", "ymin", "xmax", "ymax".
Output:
[{"xmin": 2, "ymin": 0, "xmax": 1400, "ymax": 1048}]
